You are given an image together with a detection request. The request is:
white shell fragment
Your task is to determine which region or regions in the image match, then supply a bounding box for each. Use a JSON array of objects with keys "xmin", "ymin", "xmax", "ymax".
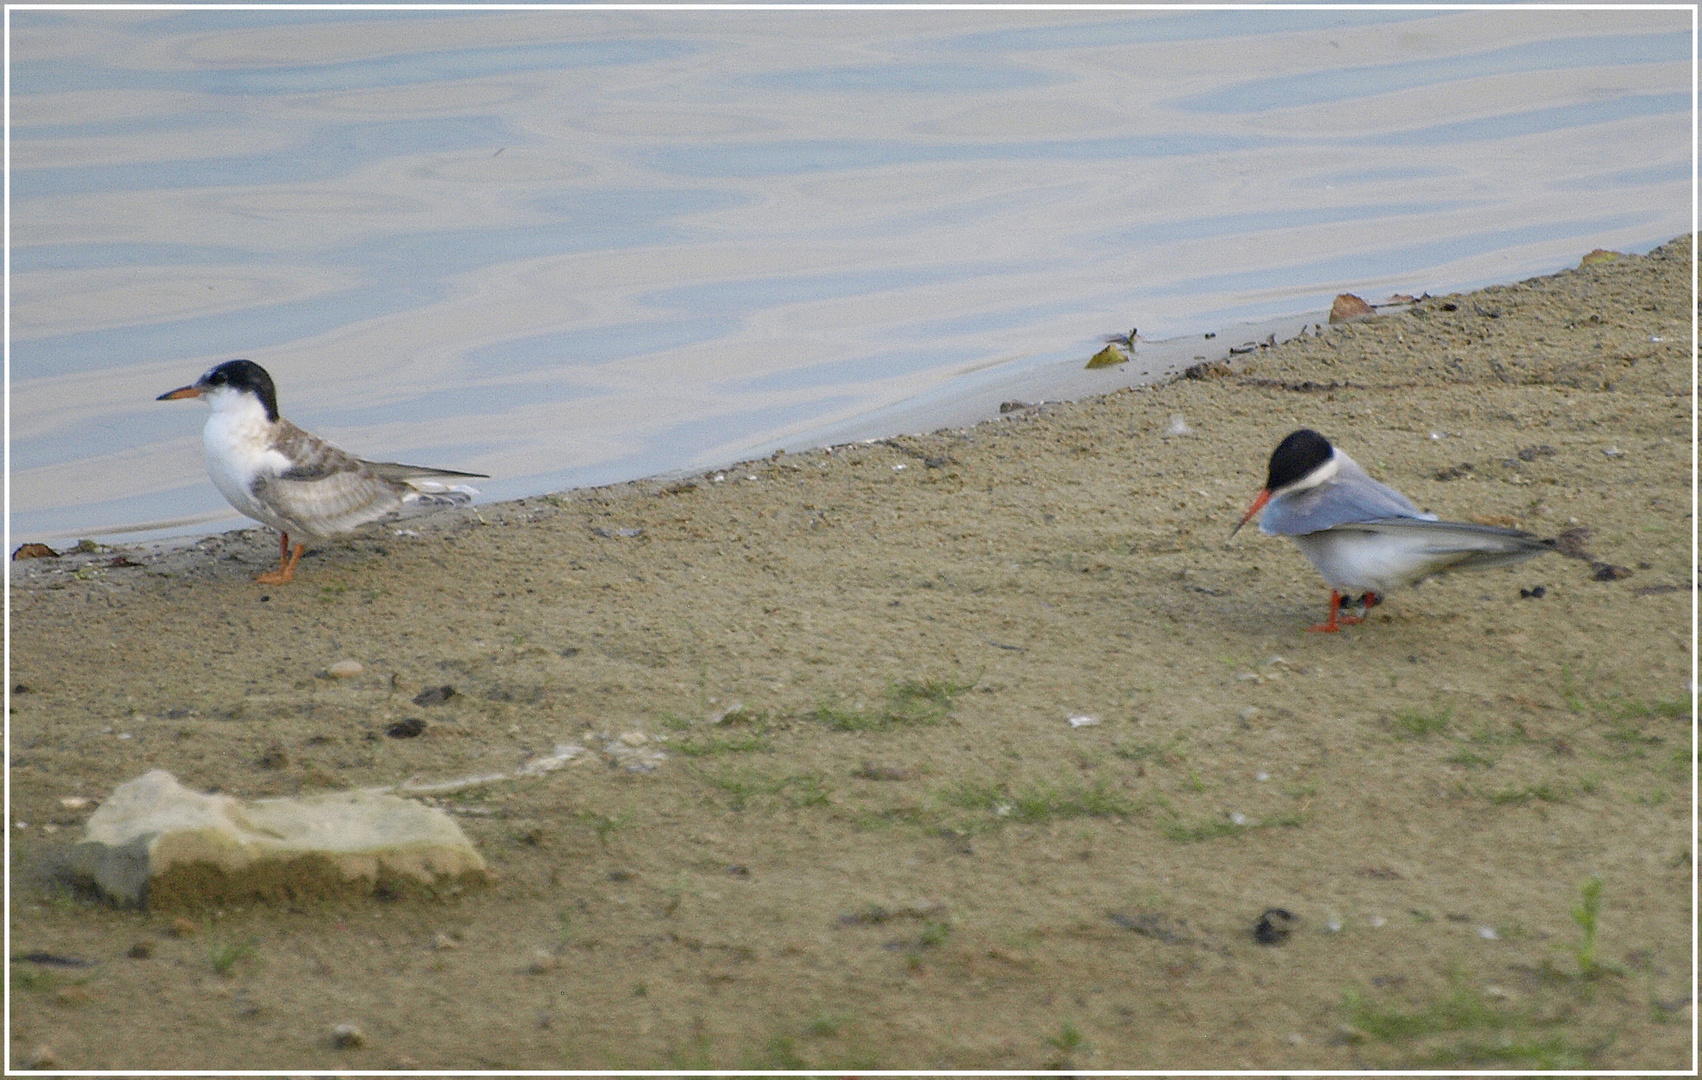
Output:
[{"xmin": 1067, "ymin": 715, "xmax": 1100, "ymax": 728}]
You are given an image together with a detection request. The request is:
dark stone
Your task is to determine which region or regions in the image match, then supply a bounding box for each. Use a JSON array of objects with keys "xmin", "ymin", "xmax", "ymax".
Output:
[{"xmin": 1253, "ymin": 908, "xmax": 1297, "ymax": 945}]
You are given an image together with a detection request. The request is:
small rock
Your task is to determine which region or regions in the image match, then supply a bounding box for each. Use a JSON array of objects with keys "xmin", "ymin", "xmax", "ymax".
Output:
[
  {"xmin": 1328, "ymin": 293, "xmax": 1375, "ymax": 323},
  {"xmin": 12, "ymin": 543, "xmax": 58, "ymax": 560},
  {"xmin": 1183, "ymin": 361, "xmax": 1230, "ymax": 380},
  {"xmin": 1164, "ymin": 413, "xmax": 1193, "ymax": 437},
  {"xmin": 1516, "ymin": 444, "xmax": 1557, "ymax": 462},
  {"xmin": 998, "ymin": 400, "xmax": 1033, "ymax": 414},
  {"xmin": 256, "ymin": 746, "xmax": 288, "ymax": 770},
  {"xmin": 59, "ymin": 797, "xmax": 93, "ymax": 810},
  {"xmin": 331, "ymin": 1022, "xmax": 365, "ymax": 1049},
  {"xmin": 385, "ymin": 718, "xmax": 426, "ymax": 739},
  {"xmin": 1478, "ymin": 926, "xmax": 1500, "ymax": 940},
  {"xmin": 412, "ymin": 685, "xmax": 456, "ymax": 707},
  {"xmin": 24, "ymin": 1045, "xmax": 55, "ymax": 1069},
  {"xmin": 432, "ymin": 931, "xmax": 458, "ymax": 951},
  {"xmin": 1067, "ymin": 715, "xmax": 1099, "ymax": 728},
  {"xmin": 525, "ymin": 948, "xmax": 557, "ymax": 974},
  {"xmin": 1325, "ymin": 913, "xmax": 1343, "ymax": 933},
  {"xmin": 328, "ymin": 660, "xmax": 363, "ymax": 679},
  {"xmin": 1253, "ymin": 908, "xmax": 1297, "ymax": 945},
  {"xmin": 1579, "ymin": 248, "xmax": 1622, "ymax": 266},
  {"xmin": 617, "ymin": 731, "xmax": 648, "ymax": 747},
  {"xmin": 1591, "ymin": 562, "xmax": 1633, "ymax": 581},
  {"xmin": 70, "ymin": 770, "xmax": 487, "ymax": 906}
]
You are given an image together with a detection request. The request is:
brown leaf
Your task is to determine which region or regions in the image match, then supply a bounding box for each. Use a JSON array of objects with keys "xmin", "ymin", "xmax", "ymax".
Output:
[{"xmin": 1328, "ymin": 293, "xmax": 1375, "ymax": 323}]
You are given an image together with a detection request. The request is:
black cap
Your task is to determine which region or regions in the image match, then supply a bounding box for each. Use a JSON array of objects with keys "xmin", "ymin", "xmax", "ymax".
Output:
[
  {"xmin": 1266, "ymin": 429, "xmax": 1334, "ymax": 492},
  {"xmin": 198, "ymin": 360, "xmax": 279, "ymax": 422}
]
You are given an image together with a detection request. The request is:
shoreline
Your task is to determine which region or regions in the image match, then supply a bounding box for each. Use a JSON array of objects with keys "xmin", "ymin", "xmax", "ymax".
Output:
[
  {"xmin": 8, "ymin": 237, "xmax": 1691, "ymax": 1070},
  {"xmin": 22, "ymin": 302, "xmax": 1349, "ymax": 553}
]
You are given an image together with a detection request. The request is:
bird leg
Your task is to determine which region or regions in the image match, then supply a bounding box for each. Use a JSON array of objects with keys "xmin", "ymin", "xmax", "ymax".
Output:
[
  {"xmin": 1307, "ymin": 590, "xmax": 1356, "ymax": 633},
  {"xmin": 255, "ymin": 533, "xmax": 305, "ymax": 585}
]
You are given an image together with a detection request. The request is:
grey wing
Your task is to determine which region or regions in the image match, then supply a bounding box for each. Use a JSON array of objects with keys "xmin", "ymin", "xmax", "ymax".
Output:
[
  {"xmin": 1341, "ymin": 518, "xmax": 1555, "ymax": 570},
  {"xmin": 1261, "ymin": 463, "xmax": 1431, "ymax": 536},
  {"xmin": 366, "ymin": 461, "xmax": 489, "ymax": 482}
]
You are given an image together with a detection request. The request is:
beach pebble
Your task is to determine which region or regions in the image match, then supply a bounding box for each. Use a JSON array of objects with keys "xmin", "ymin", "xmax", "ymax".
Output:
[
  {"xmin": 618, "ymin": 731, "xmax": 649, "ymax": 747},
  {"xmin": 328, "ymin": 660, "xmax": 363, "ymax": 678},
  {"xmin": 412, "ymin": 685, "xmax": 456, "ymax": 706},
  {"xmin": 385, "ymin": 718, "xmax": 426, "ymax": 739},
  {"xmin": 331, "ymin": 1023, "xmax": 365, "ymax": 1049},
  {"xmin": 59, "ymin": 797, "xmax": 93, "ymax": 810},
  {"xmin": 1253, "ymin": 908, "xmax": 1296, "ymax": 945}
]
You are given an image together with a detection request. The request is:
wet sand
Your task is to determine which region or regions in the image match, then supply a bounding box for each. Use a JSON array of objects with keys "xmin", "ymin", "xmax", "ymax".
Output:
[{"xmin": 8, "ymin": 237, "xmax": 1693, "ymax": 1070}]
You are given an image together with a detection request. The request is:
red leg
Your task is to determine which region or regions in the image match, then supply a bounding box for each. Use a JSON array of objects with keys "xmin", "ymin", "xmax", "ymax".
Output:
[{"xmin": 1307, "ymin": 590, "xmax": 1345, "ymax": 633}]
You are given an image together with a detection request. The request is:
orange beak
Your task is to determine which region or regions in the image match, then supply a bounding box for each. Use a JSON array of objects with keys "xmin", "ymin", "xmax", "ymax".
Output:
[
  {"xmin": 1232, "ymin": 488, "xmax": 1270, "ymax": 537},
  {"xmin": 157, "ymin": 385, "xmax": 202, "ymax": 401}
]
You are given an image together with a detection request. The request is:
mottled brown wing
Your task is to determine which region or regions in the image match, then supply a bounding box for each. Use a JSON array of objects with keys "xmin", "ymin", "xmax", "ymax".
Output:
[
  {"xmin": 270, "ymin": 421, "xmax": 370, "ymax": 482},
  {"xmin": 253, "ymin": 421, "xmax": 405, "ymax": 537}
]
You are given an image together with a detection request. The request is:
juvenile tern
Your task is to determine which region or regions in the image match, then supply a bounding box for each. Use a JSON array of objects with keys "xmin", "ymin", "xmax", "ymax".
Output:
[
  {"xmin": 159, "ymin": 359, "xmax": 487, "ymax": 585},
  {"xmin": 1233, "ymin": 429, "xmax": 1553, "ymax": 632}
]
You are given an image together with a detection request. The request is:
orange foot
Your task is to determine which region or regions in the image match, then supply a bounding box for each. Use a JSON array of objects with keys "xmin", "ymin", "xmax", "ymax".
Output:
[{"xmin": 256, "ymin": 537, "xmax": 305, "ymax": 585}]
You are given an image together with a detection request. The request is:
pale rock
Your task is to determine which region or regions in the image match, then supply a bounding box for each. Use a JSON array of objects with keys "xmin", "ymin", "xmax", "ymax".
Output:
[
  {"xmin": 69, "ymin": 770, "xmax": 487, "ymax": 907},
  {"xmin": 328, "ymin": 660, "xmax": 364, "ymax": 678}
]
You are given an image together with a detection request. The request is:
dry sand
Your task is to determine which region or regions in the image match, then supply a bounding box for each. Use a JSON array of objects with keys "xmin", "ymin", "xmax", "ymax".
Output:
[{"xmin": 8, "ymin": 237, "xmax": 1694, "ymax": 1070}]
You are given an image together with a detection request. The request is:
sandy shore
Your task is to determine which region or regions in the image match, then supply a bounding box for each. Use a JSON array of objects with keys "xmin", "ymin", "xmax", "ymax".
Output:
[{"xmin": 8, "ymin": 237, "xmax": 1693, "ymax": 1070}]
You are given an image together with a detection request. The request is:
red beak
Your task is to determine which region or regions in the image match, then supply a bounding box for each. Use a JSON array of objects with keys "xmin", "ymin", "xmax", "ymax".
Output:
[{"xmin": 1232, "ymin": 489, "xmax": 1270, "ymax": 536}]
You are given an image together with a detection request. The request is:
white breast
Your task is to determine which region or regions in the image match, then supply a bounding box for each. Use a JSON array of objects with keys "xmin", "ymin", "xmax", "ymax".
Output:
[{"xmin": 201, "ymin": 389, "xmax": 292, "ymax": 531}]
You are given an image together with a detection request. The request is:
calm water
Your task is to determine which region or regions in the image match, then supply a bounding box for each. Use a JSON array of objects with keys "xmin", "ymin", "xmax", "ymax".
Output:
[{"xmin": 8, "ymin": 8, "xmax": 1692, "ymax": 544}]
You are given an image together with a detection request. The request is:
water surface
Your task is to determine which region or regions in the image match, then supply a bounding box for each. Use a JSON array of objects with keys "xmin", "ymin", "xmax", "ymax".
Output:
[{"xmin": 8, "ymin": 8, "xmax": 1691, "ymax": 543}]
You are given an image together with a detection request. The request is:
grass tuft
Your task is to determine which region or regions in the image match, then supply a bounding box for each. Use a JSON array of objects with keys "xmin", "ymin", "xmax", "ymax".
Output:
[
  {"xmin": 208, "ymin": 939, "xmax": 257, "ymax": 976},
  {"xmin": 805, "ymin": 675, "xmax": 975, "ymax": 731},
  {"xmin": 1390, "ymin": 703, "xmax": 1453, "ymax": 739}
]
